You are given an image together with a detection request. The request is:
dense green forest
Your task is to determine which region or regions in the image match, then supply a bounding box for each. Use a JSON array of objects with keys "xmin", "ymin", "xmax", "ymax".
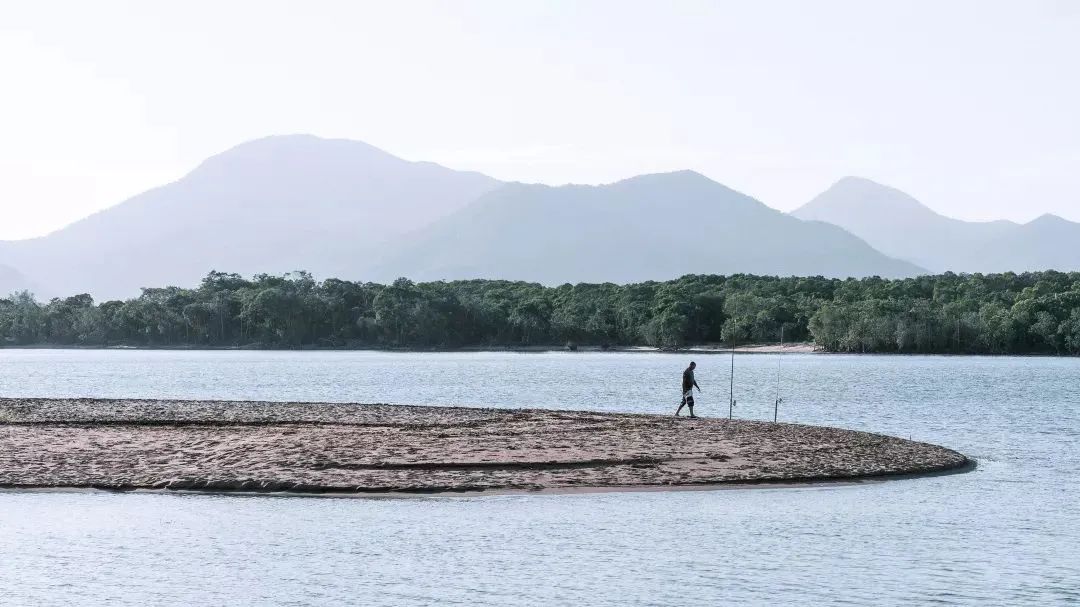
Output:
[{"xmin": 2, "ymin": 271, "xmax": 1080, "ymax": 354}]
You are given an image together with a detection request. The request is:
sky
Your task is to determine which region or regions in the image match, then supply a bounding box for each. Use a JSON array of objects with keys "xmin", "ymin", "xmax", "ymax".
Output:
[{"xmin": 1, "ymin": 0, "xmax": 1078, "ymax": 240}]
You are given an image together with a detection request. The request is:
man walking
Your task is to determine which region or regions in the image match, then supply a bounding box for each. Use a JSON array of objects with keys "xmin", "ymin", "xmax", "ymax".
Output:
[{"xmin": 675, "ymin": 361, "xmax": 701, "ymax": 418}]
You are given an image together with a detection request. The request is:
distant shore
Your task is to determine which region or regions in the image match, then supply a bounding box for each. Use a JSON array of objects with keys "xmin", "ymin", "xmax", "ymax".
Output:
[
  {"xmin": 0, "ymin": 342, "xmax": 818, "ymax": 354},
  {"xmin": 0, "ymin": 398, "xmax": 971, "ymax": 496}
]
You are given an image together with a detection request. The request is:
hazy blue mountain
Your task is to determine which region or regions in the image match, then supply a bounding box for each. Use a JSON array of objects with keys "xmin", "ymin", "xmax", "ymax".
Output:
[
  {"xmin": 371, "ymin": 171, "xmax": 925, "ymax": 284},
  {"xmin": 969, "ymin": 213, "xmax": 1080, "ymax": 273},
  {"xmin": 0, "ymin": 135, "xmax": 500, "ymax": 299},
  {"xmin": 0, "ymin": 264, "xmax": 38, "ymax": 297},
  {"xmin": 0, "ymin": 140, "xmax": 929, "ymax": 300},
  {"xmin": 792, "ymin": 177, "xmax": 1080, "ymax": 272}
]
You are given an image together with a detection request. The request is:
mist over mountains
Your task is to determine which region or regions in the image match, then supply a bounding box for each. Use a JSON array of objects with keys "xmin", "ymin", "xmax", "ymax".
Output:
[
  {"xmin": 2, "ymin": 135, "xmax": 1075, "ymax": 300},
  {"xmin": 794, "ymin": 177, "xmax": 1080, "ymax": 273}
]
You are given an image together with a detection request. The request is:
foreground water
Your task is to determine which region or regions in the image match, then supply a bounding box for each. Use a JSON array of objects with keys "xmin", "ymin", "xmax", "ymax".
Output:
[{"xmin": 0, "ymin": 350, "xmax": 1077, "ymax": 605}]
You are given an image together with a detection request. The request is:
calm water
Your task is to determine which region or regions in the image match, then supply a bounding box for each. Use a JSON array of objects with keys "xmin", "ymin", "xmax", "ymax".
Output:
[{"xmin": 0, "ymin": 349, "xmax": 1077, "ymax": 606}]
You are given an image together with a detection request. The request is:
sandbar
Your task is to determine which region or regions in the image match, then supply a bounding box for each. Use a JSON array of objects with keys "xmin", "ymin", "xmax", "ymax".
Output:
[{"xmin": 0, "ymin": 398, "xmax": 971, "ymax": 495}]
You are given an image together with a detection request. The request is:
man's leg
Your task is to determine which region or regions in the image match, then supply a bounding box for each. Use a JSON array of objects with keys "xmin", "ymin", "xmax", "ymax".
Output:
[
  {"xmin": 675, "ymin": 396, "xmax": 685, "ymax": 416},
  {"xmin": 687, "ymin": 396, "xmax": 696, "ymax": 418}
]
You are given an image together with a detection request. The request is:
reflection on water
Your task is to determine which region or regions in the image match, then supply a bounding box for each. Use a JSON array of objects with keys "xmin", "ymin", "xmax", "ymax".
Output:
[{"xmin": 0, "ymin": 350, "xmax": 1078, "ymax": 605}]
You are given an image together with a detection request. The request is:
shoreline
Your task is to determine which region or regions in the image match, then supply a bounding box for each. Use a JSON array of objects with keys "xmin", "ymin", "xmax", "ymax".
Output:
[
  {"xmin": 0, "ymin": 399, "xmax": 972, "ymax": 497},
  {"xmin": 4, "ymin": 344, "xmax": 1076, "ymax": 357},
  {"xmin": 1, "ymin": 342, "xmax": 817, "ymax": 354},
  {"xmin": 0, "ymin": 460, "xmax": 977, "ymax": 499}
]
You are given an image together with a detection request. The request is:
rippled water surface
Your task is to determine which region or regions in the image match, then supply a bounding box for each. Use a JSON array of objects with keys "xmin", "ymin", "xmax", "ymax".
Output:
[{"xmin": 1, "ymin": 349, "xmax": 1078, "ymax": 605}]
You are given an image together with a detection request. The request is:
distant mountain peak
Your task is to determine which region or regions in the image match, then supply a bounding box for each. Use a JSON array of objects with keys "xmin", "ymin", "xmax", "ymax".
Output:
[
  {"xmin": 834, "ymin": 175, "xmax": 884, "ymax": 187},
  {"xmin": 191, "ymin": 134, "xmax": 401, "ymax": 176},
  {"xmin": 226, "ymin": 133, "xmax": 380, "ymax": 150},
  {"xmin": 613, "ymin": 169, "xmax": 710, "ymax": 185},
  {"xmin": 0, "ymin": 134, "xmax": 502, "ymax": 299},
  {"xmin": 816, "ymin": 176, "xmax": 934, "ymax": 212},
  {"xmin": 373, "ymin": 167, "xmax": 923, "ymax": 284},
  {"xmin": 1028, "ymin": 213, "xmax": 1069, "ymax": 226},
  {"xmin": 793, "ymin": 178, "xmax": 1080, "ymax": 273},
  {"xmin": 607, "ymin": 170, "xmax": 750, "ymax": 200}
]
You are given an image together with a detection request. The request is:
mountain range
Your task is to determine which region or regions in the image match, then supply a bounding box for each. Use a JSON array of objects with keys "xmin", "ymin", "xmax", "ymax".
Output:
[
  {"xmin": 373, "ymin": 171, "xmax": 920, "ymax": 284},
  {"xmin": 2, "ymin": 135, "xmax": 1076, "ymax": 300},
  {"xmin": 0, "ymin": 135, "xmax": 498, "ymax": 299},
  {"xmin": 793, "ymin": 176, "xmax": 1080, "ymax": 273}
]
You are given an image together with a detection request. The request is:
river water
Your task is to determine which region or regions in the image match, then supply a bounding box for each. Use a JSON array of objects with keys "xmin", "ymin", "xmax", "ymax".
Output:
[{"xmin": 0, "ymin": 350, "xmax": 1077, "ymax": 605}]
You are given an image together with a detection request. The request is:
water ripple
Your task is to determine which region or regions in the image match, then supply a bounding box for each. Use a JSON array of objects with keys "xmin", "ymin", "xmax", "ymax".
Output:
[{"xmin": 0, "ymin": 351, "xmax": 1078, "ymax": 605}]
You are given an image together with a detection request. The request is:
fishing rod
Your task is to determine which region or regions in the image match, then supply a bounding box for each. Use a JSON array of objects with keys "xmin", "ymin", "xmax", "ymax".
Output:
[
  {"xmin": 729, "ymin": 300, "xmax": 736, "ymax": 419},
  {"xmin": 774, "ymin": 324, "xmax": 784, "ymax": 423}
]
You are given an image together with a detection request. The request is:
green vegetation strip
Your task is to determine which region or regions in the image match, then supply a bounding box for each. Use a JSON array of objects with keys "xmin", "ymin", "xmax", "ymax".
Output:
[{"xmin": 4, "ymin": 270, "xmax": 1078, "ymax": 354}]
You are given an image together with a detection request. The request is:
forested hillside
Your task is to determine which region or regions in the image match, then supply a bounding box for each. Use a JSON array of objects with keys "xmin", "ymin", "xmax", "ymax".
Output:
[{"xmin": 2, "ymin": 271, "xmax": 1079, "ymax": 355}]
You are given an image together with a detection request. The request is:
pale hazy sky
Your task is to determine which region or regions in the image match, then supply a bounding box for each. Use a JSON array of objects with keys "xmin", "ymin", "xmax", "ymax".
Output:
[{"xmin": 2, "ymin": 0, "xmax": 1078, "ymax": 239}]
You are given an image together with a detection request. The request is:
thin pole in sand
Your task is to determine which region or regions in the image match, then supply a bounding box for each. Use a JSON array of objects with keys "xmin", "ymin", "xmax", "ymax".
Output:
[
  {"xmin": 729, "ymin": 301, "xmax": 736, "ymax": 420},
  {"xmin": 774, "ymin": 325, "xmax": 784, "ymax": 423}
]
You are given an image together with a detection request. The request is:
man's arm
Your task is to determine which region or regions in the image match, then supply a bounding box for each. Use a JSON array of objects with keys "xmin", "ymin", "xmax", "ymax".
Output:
[{"xmin": 694, "ymin": 378, "xmax": 701, "ymax": 391}]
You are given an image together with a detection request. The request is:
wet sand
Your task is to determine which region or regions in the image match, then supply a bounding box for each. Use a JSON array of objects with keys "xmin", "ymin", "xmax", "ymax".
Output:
[{"xmin": 0, "ymin": 398, "xmax": 971, "ymax": 495}]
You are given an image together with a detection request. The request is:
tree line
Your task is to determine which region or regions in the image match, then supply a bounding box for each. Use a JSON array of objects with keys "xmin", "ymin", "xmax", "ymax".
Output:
[{"xmin": 2, "ymin": 270, "xmax": 1079, "ymax": 354}]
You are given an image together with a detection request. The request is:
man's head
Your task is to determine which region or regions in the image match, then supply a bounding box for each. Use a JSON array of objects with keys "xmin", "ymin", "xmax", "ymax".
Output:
[{"xmin": 689, "ymin": 361, "xmax": 696, "ymax": 369}]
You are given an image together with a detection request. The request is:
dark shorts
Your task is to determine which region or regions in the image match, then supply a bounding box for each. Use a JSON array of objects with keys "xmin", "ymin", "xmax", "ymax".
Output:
[{"xmin": 682, "ymin": 390, "xmax": 694, "ymax": 406}]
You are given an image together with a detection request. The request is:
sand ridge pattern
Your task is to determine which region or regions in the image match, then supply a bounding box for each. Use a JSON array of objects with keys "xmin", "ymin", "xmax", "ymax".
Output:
[{"xmin": 0, "ymin": 398, "xmax": 971, "ymax": 495}]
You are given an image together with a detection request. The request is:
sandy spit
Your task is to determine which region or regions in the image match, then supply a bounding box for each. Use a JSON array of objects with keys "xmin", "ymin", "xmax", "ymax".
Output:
[{"xmin": 0, "ymin": 398, "xmax": 970, "ymax": 496}]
